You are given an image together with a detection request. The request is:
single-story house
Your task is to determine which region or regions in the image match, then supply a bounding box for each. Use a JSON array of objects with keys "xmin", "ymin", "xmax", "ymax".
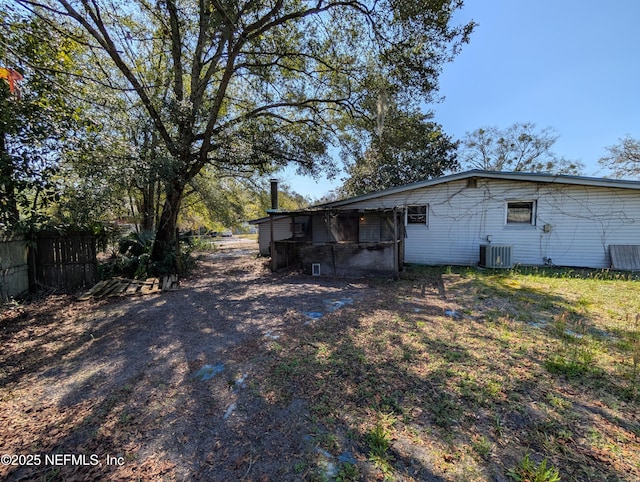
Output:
[{"xmin": 250, "ymin": 170, "xmax": 640, "ymax": 276}]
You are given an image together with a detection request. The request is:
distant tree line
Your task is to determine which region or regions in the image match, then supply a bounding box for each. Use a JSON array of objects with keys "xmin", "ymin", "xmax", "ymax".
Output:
[{"xmin": 340, "ymin": 119, "xmax": 639, "ymax": 197}]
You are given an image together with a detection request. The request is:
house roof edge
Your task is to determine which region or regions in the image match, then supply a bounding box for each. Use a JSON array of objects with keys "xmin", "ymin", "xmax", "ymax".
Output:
[
  {"xmin": 248, "ymin": 170, "xmax": 640, "ymax": 224},
  {"xmin": 316, "ymin": 170, "xmax": 640, "ymax": 208}
]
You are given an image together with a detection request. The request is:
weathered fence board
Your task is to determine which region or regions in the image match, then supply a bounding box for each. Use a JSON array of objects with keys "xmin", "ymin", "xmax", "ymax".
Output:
[
  {"xmin": 78, "ymin": 275, "xmax": 178, "ymax": 301},
  {"xmin": 34, "ymin": 232, "xmax": 98, "ymax": 292},
  {"xmin": 1, "ymin": 231, "xmax": 99, "ymax": 296},
  {"xmin": 610, "ymin": 245, "xmax": 640, "ymax": 271},
  {"xmin": 0, "ymin": 235, "xmax": 29, "ymax": 299}
]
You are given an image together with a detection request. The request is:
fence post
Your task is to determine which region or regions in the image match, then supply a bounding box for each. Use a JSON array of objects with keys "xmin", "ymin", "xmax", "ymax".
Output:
[{"xmin": 27, "ymin": 233, "xmax": 37, "ymax": 293}]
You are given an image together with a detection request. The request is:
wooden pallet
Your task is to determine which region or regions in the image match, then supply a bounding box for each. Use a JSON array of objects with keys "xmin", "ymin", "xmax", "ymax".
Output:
[{"xmin": 78, "ymin": 274, "xmax": 178, "ymax": 301}]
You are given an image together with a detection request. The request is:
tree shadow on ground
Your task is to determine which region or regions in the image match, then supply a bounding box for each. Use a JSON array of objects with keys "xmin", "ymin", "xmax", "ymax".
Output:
[
  {"xmin": 0, "ymin": 254, "xmax": 384, "ymax": 480},
  {"xmin": 0, "ymin": 256, "xmax": 638, "ymax": 480},
  {"xmin": 259, "ymin": 267, "xmax": 640, "ymax": 480}
]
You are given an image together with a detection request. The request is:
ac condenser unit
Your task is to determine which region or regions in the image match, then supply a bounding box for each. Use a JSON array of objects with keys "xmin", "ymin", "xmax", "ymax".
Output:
[{"xmin": 479, "ymin": 244, "xmax": 513, "ymax": 268}]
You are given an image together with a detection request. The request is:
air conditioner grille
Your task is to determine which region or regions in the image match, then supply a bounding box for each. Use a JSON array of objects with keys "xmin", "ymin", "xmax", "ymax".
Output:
[{"xmin": 479, "ymin": 245, "xmax": 513, "ymax": 268}]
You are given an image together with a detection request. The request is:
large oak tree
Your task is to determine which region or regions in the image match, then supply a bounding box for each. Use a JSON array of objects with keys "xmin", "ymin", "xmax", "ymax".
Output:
[
  {"xmin": 13, "ymin": 0, "xmax": 474, "ymax": 264},
  {"xmin": 341, "ymin": 107, "xmax": 459, "ymax": 196}
]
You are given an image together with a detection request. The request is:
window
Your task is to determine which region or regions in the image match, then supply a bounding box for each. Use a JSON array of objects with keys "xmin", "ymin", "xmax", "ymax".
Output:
[
  {"xmin": 329, "ymin": 213, "xmax": 359, "ymax": 242},
  {"xmin": 292, "ymin": 221, "xmax": 306, "ymax": 236},
  {"xmin": 506, "ymin": 201, "xmax": 535, "ymax": 225},
  {"xmin": 407, "ymin": 205, "xmax": 428, "ymax": 225}
]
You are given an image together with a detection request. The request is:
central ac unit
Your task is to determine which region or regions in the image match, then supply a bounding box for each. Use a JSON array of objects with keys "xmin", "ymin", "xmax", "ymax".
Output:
[{"xmin": 479, "ymin": 244, "xmax": 513, "ymax": 268}]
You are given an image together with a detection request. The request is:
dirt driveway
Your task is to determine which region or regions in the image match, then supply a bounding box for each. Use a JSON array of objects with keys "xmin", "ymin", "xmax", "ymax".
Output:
[{"xmin": 0, "ymin": 248, "xmax": 378, "ymax": 481}]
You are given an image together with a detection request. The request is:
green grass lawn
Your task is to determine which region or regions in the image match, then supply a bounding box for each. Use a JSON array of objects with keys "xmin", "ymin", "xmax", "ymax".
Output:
[{"xmin": 260, "ymin": 266, "xmax": 640, "ymax": 481}]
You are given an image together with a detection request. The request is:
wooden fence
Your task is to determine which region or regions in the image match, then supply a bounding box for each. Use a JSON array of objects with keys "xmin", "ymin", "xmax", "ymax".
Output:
[
  {"xmin": 34, "ymin": 232, "xmax": 98, "ymax": 292},
  {"xmin": 0, "ymin": 231, "xmax": 98, "ymax": 298},
  {"xmin": 0, "ymin": 235, "xmax": 29, "ymax": 299}
]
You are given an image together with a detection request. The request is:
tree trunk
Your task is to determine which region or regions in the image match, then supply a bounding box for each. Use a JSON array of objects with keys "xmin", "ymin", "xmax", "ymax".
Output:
[
  {"xmin": 150, "ymin": 180, "xmax": 184, "ymax": 267},
  {"xmin": 140, "ymin": 175, "xmax": 156, "ymax": 232},
  {"xmin": 139, "ymin": 130, "xmax": 158, "ymax": 232}
]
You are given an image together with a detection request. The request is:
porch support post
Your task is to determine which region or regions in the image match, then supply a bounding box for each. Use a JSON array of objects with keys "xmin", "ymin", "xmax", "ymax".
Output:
[
  {"xmin": 393, "ymin": 207, "xmax": 399, "ymax": 279},
  {"xmin": 269, "ymin": 213, "xmax": 276, "ymax": 271}
]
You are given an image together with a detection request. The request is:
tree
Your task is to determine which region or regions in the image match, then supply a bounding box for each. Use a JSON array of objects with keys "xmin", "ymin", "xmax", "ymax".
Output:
[
  {"xmin": 598, "ymin": 135, "xmax": 640, "ymax": 179},
  {"xmin": 182, "ymin": 172, "xmax": 309, "ymax": 230},
  {"xmin": 0, "ymin": 81, "xmax": 21, "ymax": 226},
  {"xmin": 0, "ymin": 9, "xmax": 88, "ymax": 230},
  {"xmin": 341, "ymin": 107, "xmax": 458, "ymax": 196},
  {"xmin": 60, "ymin": 106, "xmax": 170, "ymax": 230},
  {"xmin": 459, "ymin": 122, "xmax": 582, "ymax": 174},
  {"xmin": 12, "ymin": 0, "xmax": 474, "ymax": 266}
]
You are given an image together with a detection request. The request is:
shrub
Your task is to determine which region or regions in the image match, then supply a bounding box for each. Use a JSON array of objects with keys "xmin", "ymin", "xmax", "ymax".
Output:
[{"xmin": 101, "ymin": 230, "xmax": 196, "ymax": 279}]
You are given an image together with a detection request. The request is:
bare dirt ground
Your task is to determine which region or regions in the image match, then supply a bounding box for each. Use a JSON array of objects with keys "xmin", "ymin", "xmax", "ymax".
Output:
[
  {"xmin": 0, "ymin": 246, "xmax": 379, "ymax": 481},
  {"xmin": 2, "ymin": 246, "xmax": 639, "ymax": 481}
]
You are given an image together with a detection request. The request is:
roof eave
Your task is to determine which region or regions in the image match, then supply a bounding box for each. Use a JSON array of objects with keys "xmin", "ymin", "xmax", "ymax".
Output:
[{"xmin": 315, "ymin": 170, "xmax": 640, "ymax": 209}]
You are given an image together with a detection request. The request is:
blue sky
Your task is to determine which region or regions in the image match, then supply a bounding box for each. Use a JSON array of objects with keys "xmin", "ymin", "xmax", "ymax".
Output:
[{"xmin": 279, "ymin": 0, "xmax": 640, "ymax": 200}]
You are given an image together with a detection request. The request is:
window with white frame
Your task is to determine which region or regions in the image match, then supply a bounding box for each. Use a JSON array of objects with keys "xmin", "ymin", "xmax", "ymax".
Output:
[
  {"xmin": 506, "ymin": 201, "xmax": 535, "ymax": 225},
  {"xmin": 406, "ymin": 205, "xmax": 428, "ymax": 225}
]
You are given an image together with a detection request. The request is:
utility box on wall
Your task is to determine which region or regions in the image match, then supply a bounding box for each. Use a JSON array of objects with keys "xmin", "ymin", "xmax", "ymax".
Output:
[{"xmin": 479, "ymin": 244, "xmax": 513, "ymax": 268}]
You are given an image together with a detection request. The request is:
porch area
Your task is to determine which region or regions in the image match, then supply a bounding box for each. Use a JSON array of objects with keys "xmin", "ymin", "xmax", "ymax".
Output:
[{"xmin": 268, "ymin": 208, "xmax": 404, "ymax": 278}]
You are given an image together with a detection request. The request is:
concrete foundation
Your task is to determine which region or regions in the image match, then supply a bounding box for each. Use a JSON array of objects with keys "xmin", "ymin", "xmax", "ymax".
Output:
[{"xmin": 298, "ymin": 242, "xmax": 396, "ymax": 277}]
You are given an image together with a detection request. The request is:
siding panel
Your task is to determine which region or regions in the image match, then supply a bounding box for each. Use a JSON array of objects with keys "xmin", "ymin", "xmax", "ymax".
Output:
[
  {"xmin": 346, "ymin": 178, "xmax": 640, "ymax": 268},
  {"xmin": 258, "ymin": 217, "xmax": 291, "ymax": 255}
]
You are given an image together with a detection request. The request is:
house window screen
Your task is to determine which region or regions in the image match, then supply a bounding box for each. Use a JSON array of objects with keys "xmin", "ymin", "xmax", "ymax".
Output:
[
  {"xmin": 380, "ymin": 214, "xmax": 395, "ymax": 241},
  {"xmin": 359, "ymin": 213, "xmax": 380, "ymax": 242},
  {"xmin": 330, "ymin": 213, "xmax": 358, "ymax": 242},
  {"xmin": 407, "ymin": 205, "xmax": 428, "ymax": 225},
  {"xmin": 507, "ymin": 201, "xmax": 535, "ymax": 225}
]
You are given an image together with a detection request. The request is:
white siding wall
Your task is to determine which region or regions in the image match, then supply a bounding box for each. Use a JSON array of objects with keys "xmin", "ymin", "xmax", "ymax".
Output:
[
  {"xmin": 343, "ymin": 179, "xmax": 640, "ymax": 268},
  {"xmin": 258, "ymin": 217, "xmax": 292, "ymax": 255}
]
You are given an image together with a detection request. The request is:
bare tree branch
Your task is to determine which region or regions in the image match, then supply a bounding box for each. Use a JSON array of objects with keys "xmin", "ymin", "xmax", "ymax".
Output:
[{"xmin": 48, "ymin": 0, "xmax": 178, "ymax": 157}]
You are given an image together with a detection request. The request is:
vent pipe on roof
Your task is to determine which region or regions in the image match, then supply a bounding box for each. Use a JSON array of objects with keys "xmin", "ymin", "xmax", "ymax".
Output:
[{"xmin": 270, "ymin": 179, "xmax": 279, "ymax": 211}]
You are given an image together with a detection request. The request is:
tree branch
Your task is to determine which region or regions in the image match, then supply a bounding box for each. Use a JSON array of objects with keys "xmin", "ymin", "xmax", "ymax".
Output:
[
  {"xmin": 53, "ymin": 0, "xmax": 178, "ymax": 158},
  {"xmin": 165, "ymin": 0, "xmax": 184, "ymax": 103}
]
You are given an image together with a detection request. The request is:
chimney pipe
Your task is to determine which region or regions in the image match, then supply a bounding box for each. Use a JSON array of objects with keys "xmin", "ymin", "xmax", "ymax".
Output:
[{"xmin": 270, "ymin": 179, "xmax": 279, "ymax": 211}]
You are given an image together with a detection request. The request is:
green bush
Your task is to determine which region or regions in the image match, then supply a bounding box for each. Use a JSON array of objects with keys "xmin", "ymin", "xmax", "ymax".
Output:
[
  {"xmin": 101, "ymin": 231, "xmax": 196, "ymax": 279},
  {"xmin": 118, "ymin": 231, "xmax": 154, "ymax": 257}
]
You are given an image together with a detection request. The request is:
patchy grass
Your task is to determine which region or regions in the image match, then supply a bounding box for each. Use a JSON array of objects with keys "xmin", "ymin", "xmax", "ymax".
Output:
[
  {"xmin": 507, "ymin": 453, "xmax": 560, "ymax": 482},
  {"xmin": 261, "ymin": 265, "xmax": 640, "ymax": 481},
  {"xmin": 2, "ymin": 257, "xmax": 639, "ymax": 481}
]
